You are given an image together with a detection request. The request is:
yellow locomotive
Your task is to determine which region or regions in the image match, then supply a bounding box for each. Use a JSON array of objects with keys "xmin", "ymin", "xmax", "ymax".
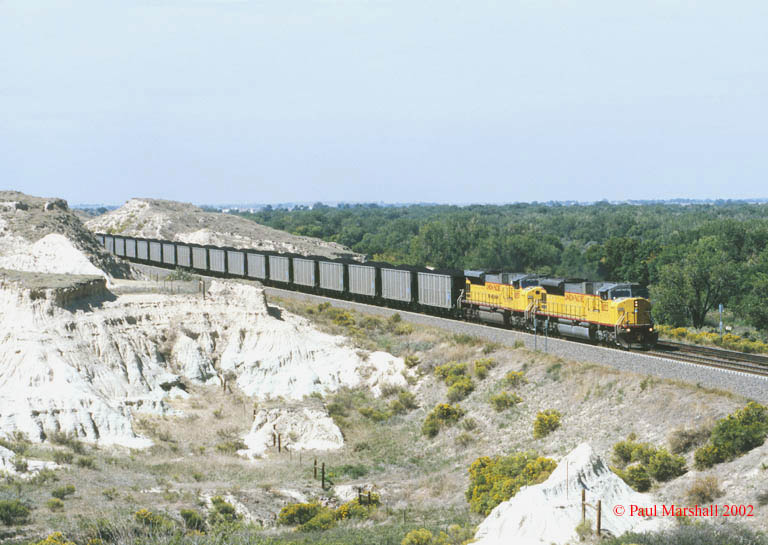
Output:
[{"xmin": 462, "ymin": 272, "xmax": 658, "ymax": 348}]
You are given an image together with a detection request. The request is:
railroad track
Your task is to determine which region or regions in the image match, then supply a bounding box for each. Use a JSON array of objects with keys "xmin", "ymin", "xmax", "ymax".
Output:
[{"xmin": 650, "ymin": 340, "xmax": 768, "ymax": 377}]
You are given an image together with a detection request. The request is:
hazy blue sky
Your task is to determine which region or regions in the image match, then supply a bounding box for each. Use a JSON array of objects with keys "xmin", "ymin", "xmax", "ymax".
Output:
[{"xmin": 2, "ymin": 1, "xmax": 767, "ymax": 205}]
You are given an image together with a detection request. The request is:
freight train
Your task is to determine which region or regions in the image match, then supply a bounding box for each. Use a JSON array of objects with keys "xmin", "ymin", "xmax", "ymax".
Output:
[{"xmin": 96, "ymin": 233, "xmax": 658, "ymax": 348}]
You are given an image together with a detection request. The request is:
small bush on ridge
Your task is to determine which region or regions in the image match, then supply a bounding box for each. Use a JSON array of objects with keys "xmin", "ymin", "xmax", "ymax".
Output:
[
  {"xmin": 490, "ymin": 392, "xmax": 522, "ymax": 412},
  {"xmin": 533, "ymin": 409, "xmax": 562, "ymax": 438}
]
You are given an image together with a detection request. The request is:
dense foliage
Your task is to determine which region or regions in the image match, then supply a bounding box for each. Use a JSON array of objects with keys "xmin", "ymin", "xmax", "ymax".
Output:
[
  {"xmin": 694, "ymin": 402, "xmax": 768, "ymax": 469},
  {"xmin": 239, "ymin": 202, "xmax": 768, "ymax": 331},
  {"xmin": 465, "ymin": 451, "xmax": 556, "ymax": 515},
  {"xmin": 612, "ymin": 434, "xmax": 687, "ymax": 491}
]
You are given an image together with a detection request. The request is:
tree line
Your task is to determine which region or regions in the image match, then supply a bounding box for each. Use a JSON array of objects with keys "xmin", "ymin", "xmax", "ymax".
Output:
[{"xmin": 237, "ymin": 202, "xmax": 768, "ymax": 332}]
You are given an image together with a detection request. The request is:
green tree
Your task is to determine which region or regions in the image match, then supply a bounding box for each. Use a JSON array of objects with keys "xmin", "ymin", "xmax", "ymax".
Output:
[
  {"xmin": 739, "ymin": 248, "xmax": 768, "ymax": 330},
  {"xmin": 652, "ymin": 237, "xmax": 741, "ymax": 328}
]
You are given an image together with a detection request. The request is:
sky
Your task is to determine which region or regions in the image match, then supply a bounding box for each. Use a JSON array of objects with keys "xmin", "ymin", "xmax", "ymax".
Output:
[{"xmin": 2, "ymin": 1, "xmax": 767, "ymax": 206}]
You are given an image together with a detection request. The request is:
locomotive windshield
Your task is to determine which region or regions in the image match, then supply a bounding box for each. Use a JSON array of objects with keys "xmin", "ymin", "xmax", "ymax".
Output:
[{"xmin": 632, "ymin": 286, "xmax": 650, "ymax": 299}]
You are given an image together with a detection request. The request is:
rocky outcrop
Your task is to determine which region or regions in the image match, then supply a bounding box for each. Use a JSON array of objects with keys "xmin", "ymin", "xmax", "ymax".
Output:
[
  {"xmin": 0, "ymin": 191, "xmax": 130, "ymax": 278},
  {"xmin": 240, "ymin": 405, "xmax": 344, "ymax": 458},
  {"xmin": 0, "ymin": 280, "xmax": 408, "ymax": 449},
  {"xmin": 473, "ymin": 443, "xmax": 668, "ymax": 545}
]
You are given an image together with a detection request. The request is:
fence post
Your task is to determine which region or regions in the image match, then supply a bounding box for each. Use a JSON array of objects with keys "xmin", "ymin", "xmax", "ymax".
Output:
[
  {"xmin": 278, "ymin": 434, "xmax": 282, "ymax": 453},
  {"xmin": 581, "ymin": 489, "xmax": 585, "ymax": 523},
  {"xmin": 321, "ymin": 462, "xmax": 325, "ymax": 489},
  {"xmin": 596, "ymin": 500, "xmax": 601, "ymax": 536},
  {"xmin": 314, "ymin": 459, "xmax": 317, "ymax": 479}
]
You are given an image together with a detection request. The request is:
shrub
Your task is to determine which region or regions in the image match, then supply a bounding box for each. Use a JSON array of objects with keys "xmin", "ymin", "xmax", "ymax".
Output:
[
  {"xmin": 447, "ymin": 376, "xmax": 475, "ymax": 402},
  {"xmin": 646, "ymin": 449, "xmax": 687, "ymax": 482},
  {"xmin": 490, "ymin": 391, "xmax": 522, "ymax": 412},
  {"xmin": 404, "ymin": 355, "xmax": 420, "ymax": 368},
  {"xmin": 394, "ymin": 323, "xmax": 413, "ymax": 335},
  {"xmin": 49, "ymin": 431, "xmax": 86, "ymax": 454},
  {"xmin": 328, "ymin": 309, "xmax": 355, "ymax": 327},
  {"xmin": 278, "ymin": 502, "xmax": 321, "ymax": 526},
  {"xmin": 453, "ymin": 333, "xmax": 479, "ymax": 345},
  {"xmin": 298, "ymin": 508, "xmax": 337, "ymax": 531},
  {"xmin": 52, "ymin": 484, "xmax": 76, "ymax": 500},
  {"xmin": 76, "ymin": 456, "xmax": 96, "ymax": 469},
  {"xmin": 461, "ymin": 417, "xmax": 478, "ymax": 431},
  {"xmin": 533, "ymin": 409, "xmax": 562, "ymax": 438},
  {"xmin": 180, "ymin": 509, "xmax": 206, "ymax": 531},
  {"xmin": 504, "ymin": 371, "xmax": 527, "ymax": 388},
  {"xmin": 133, "ymin": 509, "xmax": 174, "ymax": 531},
  {"xmin": 209, "ymin": 496, "xmax": 241, "ymax": 525},
  {"xmin": 46, "ymin": 498, "xmax": 64, "ymax": 511},
  {"xmin": 434, "ymin": 362, "xmax": 468, "ymax": 385},
  {"xmin": 423, "ymin": 404, "xmax": 465, "ymax": 437},
  {"xmin": 0, "ymin": 499, "xmax": 31, "ymax": 526},
  {"xmin": 694, "ymin": 402, "xmax": 768, "ymax": 469},
  {"xmin": 402, "ymin": 528, "xmax": 434, "ymax": 545},
  {"xmin": 466, "ymin": 452, "xmax": 556, "ymax": 515},
  {"xmin": 102, "ymin": 488, "xmax": 118, "ymax": 501},
  {"xmin": 456, "ymin": 432, "xmax": 474, "ymax": 448},
  {"xmin": 32, "ymin": 532, "xmax": 77, "ymax": 545},
  {"xmin": 693, "ymin": 444, "xmax": 724, "ymax": 469},
  {"xmin": 686, "ymin": 476, "xmax": 722, "ymax": 505},
  {"xmin": 358, "ymin": 407, "xmax": 391, "ymax": 422},
  {"xmin": 612, "ymin": 436, "xmax": 657, "ymax": 467},
  {"xmin": 513, "ymin": 340, "xmax": 525, "ymax": 349},
  {"xmin": 336, "ymin": 493, "xmax": 379, "ymax": 520},
  {"xmin": 332, "ymin": 464, "xmax": 369, "ymax": 479},
  {"xmin": 398, "ymin": 390, "xmax": 418, "ymax": 410},
  {"xmin": 668, "ymin": 425, "xmax": 712, "ymax": 454},
  {"xmin": 757, "ymin": 489, "xmax": 768, "ymax": 506},
  {"xmin": 53, "ymin": 451, "xmax": 74, "ymax": 465},
  {"xmin": 473, "ymin": 358, "xmax": 496, "ymax": 379},
  {"xmin": 575, "ymin": 520, "xmax": 592, "ymax": 541},
  {"xmin": 11, "ymin": 456, "xmax": 28, "ymax": 473},
  {"xmin": 215, "ymin": 439, "xmax": 248, "ymax": 454},
  {"xmin": 422, "ymin": 417, "xmax": 440, "ymax": 438},
  {"xmin": 616, "ymin": 464, "xmax": 652, "ymax": 492}
]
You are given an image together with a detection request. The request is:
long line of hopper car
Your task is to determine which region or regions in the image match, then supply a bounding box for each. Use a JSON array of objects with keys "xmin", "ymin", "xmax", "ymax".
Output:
[{"xmin": 96, "ymin": 233, "xmax": 658, "ymax": 348}]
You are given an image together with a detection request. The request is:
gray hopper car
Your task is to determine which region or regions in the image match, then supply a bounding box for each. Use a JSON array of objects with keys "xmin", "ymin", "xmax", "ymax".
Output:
[
  {"xmin": 137, "ymin": 240, "xmax": 149, "ymax": 260},
  {"xmin": 163, "ymin": 243, "xmax": 176, "ymax": 265},
  {"xmin": 209, "ymin": 248, "xmax": 226, "ymax": 273},
  {"xmin": 125, "ymin": 238, "xmax": 137, "ymax": 258},
  {"xmin": 115, "ymin": 237, "xmax": 125, "ymax": 256},
  {"xmin": 269, "ymin": 255, "xmax": 290, "ymax": 283},
  {"xmin": 149, "ymin": 241, "xmax": 162, "ymax": 262},
  {"xmin": 380, "ymin": 268, "xmax": 413, "ymax": 303},
  {"xmin": 348, "ymin": 264, "xmax": 376, "ymax": 297},
  {"xmin": 191, "ymin": 246, "xmax": 207, "ymax": 269},
  {"xmin": 247, "ymin": 253, "xmax": 267, "ymax": 279},
  {"xmin": 227, "ymin": 250, "xmax": 245, "ymax": 276},
  {"xmin": 292, "ymin": 257, "xmax": 316, "ymax": 287},
  {"xmin": 319, "ymin": 261, "xmax": 344, "ymax": 292},
  {"xmin": 176, "ymin": 245, "xmax": 191, "ymax": 267}
]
